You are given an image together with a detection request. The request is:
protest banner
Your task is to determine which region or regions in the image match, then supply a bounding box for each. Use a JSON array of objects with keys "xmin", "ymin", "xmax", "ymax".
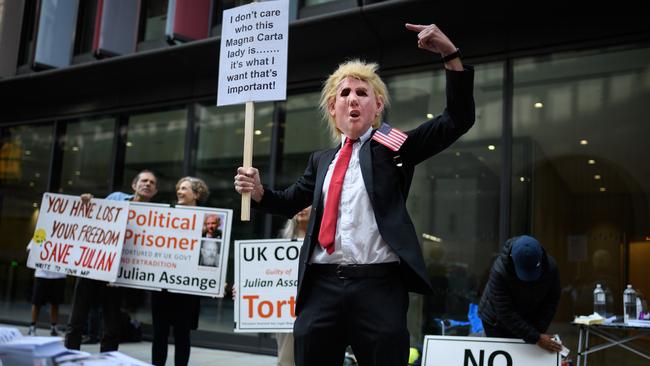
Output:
[
  {"xmin": 113, "ymin": 202, "xmax": 232, "ymax": 297},
  {"xmin": 234, "ymin": 239, "xmax": 299, "ymax": 332},
  {"xmin": 216, "ymin": 0, "xmax": 289, "ymax": 221},
  {"xmin": 217, "ymin": 0, "xmax": 289, "ymax": 106},
  {"xmin": 26, "ymin": 193, "xmax": 129, "ymax": 282},
  {"xmin": 421, "ymin": 335, "xmax": 559, "ymax": 366}
]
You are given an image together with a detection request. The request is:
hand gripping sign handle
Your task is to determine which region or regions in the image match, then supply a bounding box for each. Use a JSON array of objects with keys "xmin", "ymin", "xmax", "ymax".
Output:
[{"xmin": 241, "ymin": 101, "xmax": 255, "ymax": 221}]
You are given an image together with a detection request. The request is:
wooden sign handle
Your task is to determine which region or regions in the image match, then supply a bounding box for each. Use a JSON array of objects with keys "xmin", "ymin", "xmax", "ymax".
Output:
[{"xmin": 241, "ymin": 101, "xmax": 254, "ymax": 221}]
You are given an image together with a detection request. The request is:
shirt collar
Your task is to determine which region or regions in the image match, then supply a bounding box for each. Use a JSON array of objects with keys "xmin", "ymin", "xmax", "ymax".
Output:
[{"xmin": 340, "ymin": 126, "xmax": 373, "ymax": 147}]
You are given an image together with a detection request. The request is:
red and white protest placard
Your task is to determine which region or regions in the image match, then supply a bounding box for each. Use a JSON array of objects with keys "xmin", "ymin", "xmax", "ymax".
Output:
[
  {"xmin": 234, "ymin": 239, "xmax": 299, "ymax": 332},
  {"xmin": 113, "ymin": 202, "xmax": 232, "ymax": 297},
  {"xmin": 26, "ymin": 193, "xmax": 129, "ymax": 282}
]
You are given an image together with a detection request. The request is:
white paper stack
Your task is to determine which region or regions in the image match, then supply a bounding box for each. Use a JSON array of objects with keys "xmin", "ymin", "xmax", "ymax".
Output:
[
  {"xmin": 0, "ymin": 327, "xmax": 151, "ymax": 365},
  {"xmin": 0, "ymin": 327, "xmax": 21, "ymax": 343},
  {"xmin": 573, "ymin": 313, "xmax": 605, "ymax": 325},
  {"xmin": 0, "ymin": 331, "xmax": 67, "ymax": 365}
]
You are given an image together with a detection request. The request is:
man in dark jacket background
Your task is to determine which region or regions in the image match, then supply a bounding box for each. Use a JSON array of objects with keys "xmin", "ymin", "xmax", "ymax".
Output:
[{"xmin": 478, "ymin": 235, "xmax": 563, "ymax": 352}]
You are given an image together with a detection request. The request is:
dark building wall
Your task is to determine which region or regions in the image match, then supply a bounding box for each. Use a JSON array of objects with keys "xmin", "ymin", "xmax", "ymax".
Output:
[{"xmin": 1, "ymin": 0, "xmax": 649, "ymax": 124}]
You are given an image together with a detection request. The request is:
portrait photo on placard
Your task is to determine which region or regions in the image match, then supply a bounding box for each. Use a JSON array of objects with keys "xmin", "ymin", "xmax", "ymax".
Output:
[
  {"xmin": 198, "ymin": 239, "xmax": 221, "ymax": 268},
  {"xmin": 202, "ymin": 213, "xmax": 223, "ymax": 239}
]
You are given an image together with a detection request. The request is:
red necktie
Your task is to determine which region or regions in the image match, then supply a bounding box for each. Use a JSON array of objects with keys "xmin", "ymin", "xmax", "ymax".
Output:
[{"xmin": 318, "ymin": 138, "xmax": 356, "ymax": 254}]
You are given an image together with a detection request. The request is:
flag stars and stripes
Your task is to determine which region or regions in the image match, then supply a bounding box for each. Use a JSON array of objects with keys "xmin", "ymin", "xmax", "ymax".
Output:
[{"xmin": 372, "ymin": 123, "xmax": 408, "ymax": 151}]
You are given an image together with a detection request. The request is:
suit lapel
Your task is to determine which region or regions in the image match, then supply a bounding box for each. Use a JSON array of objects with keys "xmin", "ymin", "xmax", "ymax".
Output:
[
  {"xmin": 359, "ymin": 138, "xmax": 374, "ymax": 204},
  {"xmin": 313, "ymin": 147, "xmax": 338, "ymax": 216},
  {"xmin": 305, "ymin": 147, "xmax": 338, "ymax": 259}
]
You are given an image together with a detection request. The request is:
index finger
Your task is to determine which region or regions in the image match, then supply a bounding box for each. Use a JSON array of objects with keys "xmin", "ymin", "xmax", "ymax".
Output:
[{"xmin": 405, "ymin": 23, "xmax": 427, "ymax": 32}]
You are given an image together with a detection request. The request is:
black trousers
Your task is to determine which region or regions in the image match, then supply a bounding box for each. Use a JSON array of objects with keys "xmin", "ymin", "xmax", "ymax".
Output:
[
  {"xmin": 64, "ymin": 277, "xmax": 122, "ymax": 352},
  {"xmin": 293, "ymin": 266, "xmax": 410, "ymax": 366},
  {"xmin": 151, "ymin": 291, "xmax": 197, "ymax": 366}
]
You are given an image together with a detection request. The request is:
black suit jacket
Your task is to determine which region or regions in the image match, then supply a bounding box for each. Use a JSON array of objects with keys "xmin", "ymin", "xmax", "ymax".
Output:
[{"xmin": 255, "ymin": 67, "xmax": 475, "ymax": 314}]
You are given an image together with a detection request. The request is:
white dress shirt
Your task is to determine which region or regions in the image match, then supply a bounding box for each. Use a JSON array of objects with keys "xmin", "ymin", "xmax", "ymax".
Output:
[{"xmin": 311, "ymin": 127, "xmax": 400, "ymax": 265}]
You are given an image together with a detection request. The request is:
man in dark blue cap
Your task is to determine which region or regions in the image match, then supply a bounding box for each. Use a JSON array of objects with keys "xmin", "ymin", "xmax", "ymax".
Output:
[{"xmin": 478, "ymin": 235, "xmax": 563, "ymax": 352}]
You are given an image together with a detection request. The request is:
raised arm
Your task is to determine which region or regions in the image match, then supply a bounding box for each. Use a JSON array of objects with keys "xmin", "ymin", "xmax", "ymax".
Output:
[{"xmin": 398, "ymin": 23, "xmax": 474, "ymax": 166}]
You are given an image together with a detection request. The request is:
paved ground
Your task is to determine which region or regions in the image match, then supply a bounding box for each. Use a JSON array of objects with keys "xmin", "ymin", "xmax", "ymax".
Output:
[{"xmin": 2, "ymin": 323, "xmax": 277, "ymax": 366}]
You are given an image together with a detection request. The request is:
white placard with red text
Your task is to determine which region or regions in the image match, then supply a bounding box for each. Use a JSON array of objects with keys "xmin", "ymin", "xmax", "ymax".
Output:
[
  {"xmin": 421, "ymin": 335, "xmax": 559, "ymax": 366},
  {"xmin": 26, "ymin": 193, "xmax": 129, "ymax": 282},
  {"xmin": 113, "ymin": 202, "xmax": 232, "ymax": 297},
  {"xmin": 234, "ymin": 239, "xmax": 300, "ymax": 332}
]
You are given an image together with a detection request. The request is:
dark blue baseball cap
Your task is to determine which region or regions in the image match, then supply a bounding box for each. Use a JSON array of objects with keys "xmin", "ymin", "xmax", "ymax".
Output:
[{"xmin": 511, "ymin": 235, "xmax": 543, "ymax": 282}]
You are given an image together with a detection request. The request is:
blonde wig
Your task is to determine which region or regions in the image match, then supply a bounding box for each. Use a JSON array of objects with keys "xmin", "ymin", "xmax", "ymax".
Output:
[{"xmin": 319, "ymin": 59, "xmax": 390, "ymax": 142}]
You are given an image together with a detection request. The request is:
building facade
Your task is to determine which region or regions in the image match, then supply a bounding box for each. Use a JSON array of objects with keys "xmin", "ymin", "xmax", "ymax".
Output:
[{"xmin": 1, "ymin": 0, "xmax": 649, "ymax": 363}]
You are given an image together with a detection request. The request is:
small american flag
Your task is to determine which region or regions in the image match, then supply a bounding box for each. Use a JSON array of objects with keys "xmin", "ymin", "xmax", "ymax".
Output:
[{"xmin": 372, "ymin": 123, "xmax": 408, "ymax": 151}]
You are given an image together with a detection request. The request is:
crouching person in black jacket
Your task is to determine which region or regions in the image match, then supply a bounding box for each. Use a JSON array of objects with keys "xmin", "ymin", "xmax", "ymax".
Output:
[{"xmin": 478, "ymin": 235, "xmax": 563, "ymax": 353}]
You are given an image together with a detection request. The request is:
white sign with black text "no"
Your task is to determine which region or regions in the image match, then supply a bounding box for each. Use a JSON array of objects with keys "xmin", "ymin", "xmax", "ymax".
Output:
[
  {"xmin": 421, "ymin": 336, "xmax": 559, "ymax": 366},
  {"xmin": 217, "ymin": 0, "xmax": 289, "ymax": 106}
]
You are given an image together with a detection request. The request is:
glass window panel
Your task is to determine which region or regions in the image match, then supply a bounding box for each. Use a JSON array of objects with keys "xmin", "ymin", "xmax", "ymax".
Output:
[
  {"xmin": 139, "ymin": 0, "xmax": 169, "ymax": 42},
  {"xmin": 304, "ymin": 0, "xmax": 340, "ymax": 5},
  {"xmin": 196, "ymin": 102, "xmax": 273, "ymax": 161},
  {"xmin": 299, "ymin": 0, "xmax": 357, "ymax": 17},
  {"xmin": 284, "ymin": 92, "xmax": 331, "ymax": 154},
  {"xmin": 58, "ymin": 117, "xmax": 115, "ymax": 196},
  {"xmin": 123, "ymin": 108, "xmax": 186, "ymax": 204},
  {"xmin": 512, "ymin": 47, "xmax": 650, "ymax": 364},
  {"xmin": 193, "ymin": 100, "xmax": 274, "ymax": 334},
  {"xmin": 17, "ymin": 0, "xmax": 37, "ymax": 66},
  {"xmin": 73, "ymin": 0, "xmax": 98, "ymax": 55},
  {"xmin": 279, "ymin": 91, "xmax": 331, "ymax": 189},
  {"xmin": 0, "ymin": 124, "xmax": 54, "ymax": 318}
]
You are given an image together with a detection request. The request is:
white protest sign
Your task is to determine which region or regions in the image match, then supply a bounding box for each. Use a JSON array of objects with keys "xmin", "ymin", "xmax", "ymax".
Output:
[
  {"xmin": 113, "ymin": 203, "xmax": 232, "ymax": 297},
  {"xmin": 234, "ymin": 239, "xmax": 299, "ymax": 332},
  {"xmin": 217, "ymin": 0, "xmax": 289, "ymax": 106},
  {"xmin": 421, "ymin": 335, "xmax": 559, "ymax": 366},
  {"xmin": 26, "ymin": 193, "xmax": 129, "ymax": 282}
]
